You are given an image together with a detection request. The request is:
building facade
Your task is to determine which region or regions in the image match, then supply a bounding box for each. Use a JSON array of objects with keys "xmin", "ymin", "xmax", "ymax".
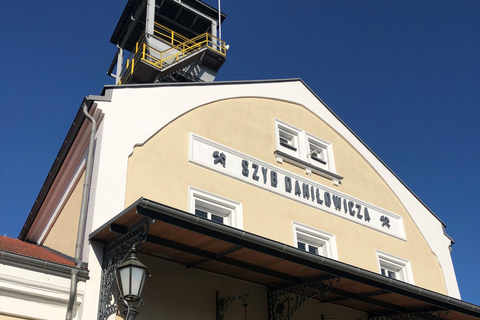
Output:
[
  {"xmin": 10, "ymin": 0, "xmax": 480, "ymax": 320},
  {"xmin": 16, "ymin": 79, "xmax": 480, "ymax": 320}
]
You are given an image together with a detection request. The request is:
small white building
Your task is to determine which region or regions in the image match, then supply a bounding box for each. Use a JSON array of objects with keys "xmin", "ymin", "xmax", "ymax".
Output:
[{"xmin": 0, "ymin": 236, "xmax": 88, "ymax": 319}]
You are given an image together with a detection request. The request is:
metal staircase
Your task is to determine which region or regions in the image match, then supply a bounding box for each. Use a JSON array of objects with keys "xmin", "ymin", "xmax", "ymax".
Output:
[{"xmin": 119, "ymin": 23, "xmax": 227, "ymax": 84}]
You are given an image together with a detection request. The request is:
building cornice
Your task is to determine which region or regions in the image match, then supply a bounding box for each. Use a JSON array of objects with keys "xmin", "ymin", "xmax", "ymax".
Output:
[{"xmin": 0, "ymin": 250, "xmax": 89, "ymax": 281}]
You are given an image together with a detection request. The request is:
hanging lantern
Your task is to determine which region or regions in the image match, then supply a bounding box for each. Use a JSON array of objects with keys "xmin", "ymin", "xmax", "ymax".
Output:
[{"xmin": 116, "ymin": 245, "xmax": 149, "ymax": 303}]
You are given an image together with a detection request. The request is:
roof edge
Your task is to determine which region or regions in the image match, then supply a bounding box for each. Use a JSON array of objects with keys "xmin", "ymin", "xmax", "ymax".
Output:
[
  {"xmin": 0, "ymin": 250, "xmax": 89, "ymax": 281},
  {"xmin": 18, "ymin": 91, "xmax": 112, "ymax": 241}
]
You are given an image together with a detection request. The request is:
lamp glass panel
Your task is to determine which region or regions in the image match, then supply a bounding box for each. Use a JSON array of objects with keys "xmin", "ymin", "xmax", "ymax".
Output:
[
  {"xmin": 119, "ymin": 266, "xmax": 132, "ymax": 296},
  {"xmin": 137, "ymin": 272, "xmax": 146, "ymax": 297},
  {"xmin": 131, "ymin": 267, "xmax": 146, "ymax": 297}
]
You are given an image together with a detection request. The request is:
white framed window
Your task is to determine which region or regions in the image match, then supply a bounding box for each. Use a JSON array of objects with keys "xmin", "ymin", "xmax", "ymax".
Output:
[
  {"xmin": 275, "ymin": 119, "xmax": 341, "ymax": 185},
  {"xmin": 188, "ymin": 187, "xmax": 243, "ymax": 229},
  {"xmin": 376, "ymin": 250, "xmax": 414, "ymax": 284},
  {"xmin": 293, "ymin": 222, "xmax": 338, "ymax": 260},
  {"xmin": 275, "ymin": 120, "xmax": 301, "ymax": 158},
  {"xmin": 306, "ymin": 133, "xmax": 335, "ymax": 172}
]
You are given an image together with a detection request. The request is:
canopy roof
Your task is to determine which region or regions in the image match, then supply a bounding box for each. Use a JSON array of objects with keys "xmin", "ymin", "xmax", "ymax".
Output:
[{"xmin": 90, "ymin": 198, "xmax": 480, "ymax": 320}]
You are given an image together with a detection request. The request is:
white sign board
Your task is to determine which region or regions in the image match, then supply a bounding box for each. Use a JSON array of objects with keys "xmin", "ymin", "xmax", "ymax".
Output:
[{"xmin": 189, "ymin": 133, "xmax": 406, "ymax": 240}]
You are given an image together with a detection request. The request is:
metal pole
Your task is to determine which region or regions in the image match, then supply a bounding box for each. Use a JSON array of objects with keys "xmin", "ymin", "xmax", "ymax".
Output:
[
  {"xmin": 116, "ymin": 46, "xmax": 123, "ymax": 85},
  {"xmin": 218, "ymin": 0, "xmax": 221, "ymax": 39},
  {"xmin": 65, "ymin": 101, "xmax": 97, "ymax": 320}
]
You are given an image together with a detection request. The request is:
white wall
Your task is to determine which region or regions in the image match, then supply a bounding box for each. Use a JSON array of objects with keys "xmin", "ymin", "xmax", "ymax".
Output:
[{"xmin": 0, "ymin": 264, "xmax": 85, "ymax": 320}]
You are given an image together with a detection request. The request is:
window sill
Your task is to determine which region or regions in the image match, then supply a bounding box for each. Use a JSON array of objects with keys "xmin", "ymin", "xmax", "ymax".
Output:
[
  {"xmin": 311, "ymin": 154, "xmax": 327, "ymax": 165},
  {"xmin": 274, "ymin": 150, "xmax": 343, "ymax": 185},
  {"xmin": 280, "ymin": 141, "xmax": 297, "ymax": 151}
]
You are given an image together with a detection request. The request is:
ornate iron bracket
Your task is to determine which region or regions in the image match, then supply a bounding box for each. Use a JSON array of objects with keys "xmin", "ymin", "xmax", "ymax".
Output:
[
  {"xmin": 268, "ymin": 277, "xmax": 339, "ymax": 320},
  {"xmin": 98, "ymin": 218, "xmax": 153, "ymax": 320},
  {"xmin": 216, "ymin": 291, "xmax": 250, "ymax": 320},
  {"xmin": 369, "ymin": 310, "xmax": 449, "ymax": 320}
]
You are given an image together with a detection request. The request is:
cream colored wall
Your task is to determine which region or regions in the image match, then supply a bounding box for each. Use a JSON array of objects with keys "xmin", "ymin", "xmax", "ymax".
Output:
[
  {"xmin": 43, "ymin": 171, "xmax": 85, "ymax": 257},
  {"xmin": 125, "ymin": 97, "xmax": 447, "ymax": 294},
  {"xmin": 137, "ymin": 255, "xmax": 267, "ymax": 320},
  {"xmin": 0, "ymin": 315, "xmax": 30, "ymax": 320},
  {"xmin": 134, "ymin": 254, "xmax": 366, "ymax": 320}
]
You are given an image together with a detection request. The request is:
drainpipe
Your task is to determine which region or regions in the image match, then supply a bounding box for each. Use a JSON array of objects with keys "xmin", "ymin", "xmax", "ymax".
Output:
[{"xmin": 66, "ymin": 101, "xmax": 97, "ymax": 320}]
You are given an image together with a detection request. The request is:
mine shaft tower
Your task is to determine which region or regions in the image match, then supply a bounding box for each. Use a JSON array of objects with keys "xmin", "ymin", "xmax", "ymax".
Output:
[{"xmin": 107, "ymin": 0, "xmax": 227, "ymax": 84}]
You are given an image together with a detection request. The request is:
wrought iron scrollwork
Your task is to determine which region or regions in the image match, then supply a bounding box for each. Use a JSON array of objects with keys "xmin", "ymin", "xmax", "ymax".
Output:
[
  {"xmin": 268, "ymin": 277, "xmax": 339, "ymax": 320},
  {"xmin": 216, "ymin": 291, "xmax": 250, "ymax": 320},
  {"xmin": 98, "ymin": 219, "xmax": 153, "ymax": 320},
  {"xmin": 370, "ymin": 310, "xmax": 449, "ymax": 320}
]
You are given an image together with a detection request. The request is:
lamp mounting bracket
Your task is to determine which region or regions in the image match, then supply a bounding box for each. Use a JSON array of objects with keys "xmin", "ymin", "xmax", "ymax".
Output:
[
  {"xmin": 216, "ymin": 291, "xmax": 250, "ymax": 320},
  {"xmin": 98, "ymin": 218, "xmax": 153, "ymax": 320},
  {"xmin": 268, "ymin": 277, "xmax": 339, "ymax": 320}
]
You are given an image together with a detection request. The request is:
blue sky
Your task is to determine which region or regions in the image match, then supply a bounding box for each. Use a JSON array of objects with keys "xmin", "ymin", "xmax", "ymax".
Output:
[{"xmin": 1, "ymin": 0, "xmax": 479, "ymax": 306}]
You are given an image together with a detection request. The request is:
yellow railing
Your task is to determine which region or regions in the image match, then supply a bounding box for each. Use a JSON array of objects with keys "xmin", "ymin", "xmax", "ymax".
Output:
[
  {"xmin": 120, "ymin": 30, "xmax": 226, "ymax": 84},
  {"xmin": 153, "ymin": 23, "xmax": 189, "ymax": 47}
]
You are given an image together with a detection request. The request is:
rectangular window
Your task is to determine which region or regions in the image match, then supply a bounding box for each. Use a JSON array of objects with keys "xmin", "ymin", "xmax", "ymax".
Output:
[
  {"xmin": 306, "ymin": 133, "xmax": 334, "ymax": 172},
  {"xmin": 297, "ymin": 240, "xmax": 320, "ymax": 255},
  {"xmin": 195, "ymin": 208, "xmax": 224, "ymax": 224},
  {"xmin": 381, "ymin": 267, "xmax": 398, "ymax": 279},
  {"xmin": 308, "ymin": 140, "xmax": 327, "ymax": 166},
  {"xmin": 309, "ymin": 147, "xmax": 326, "ymax": 165},
  {"xmin": 275, "ymin": 120, "xmax": 301, "ymax": 158},
  {"xmin": 376, "ymin": 250, "xmax": 414, "ymax": 284},
  {"xmin": 189, "ymin": 187, "xmax": 243, "ymax": 229},
  {"xmin": 279, "ymin": 128, "xmax": 298, "ymax": 151},
  {"xmin": 293, "ymin": 222, "xmax": 337, "ymax": 259}
]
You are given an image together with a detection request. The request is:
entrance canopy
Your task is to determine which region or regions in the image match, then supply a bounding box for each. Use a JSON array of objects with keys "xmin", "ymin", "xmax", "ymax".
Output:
[{"xmin": 90, "ymin": 198, "xmax": 480, "ymax": 320}]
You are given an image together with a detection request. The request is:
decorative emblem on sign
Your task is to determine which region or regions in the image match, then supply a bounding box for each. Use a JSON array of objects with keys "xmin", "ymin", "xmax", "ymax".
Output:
[
  {"xmin": 380, "ymin": 215, "xmax": 391, "ymax": 229},
  {"xmin": 213, "ymin": 151, "xmax": 226, "ymax": 168}
]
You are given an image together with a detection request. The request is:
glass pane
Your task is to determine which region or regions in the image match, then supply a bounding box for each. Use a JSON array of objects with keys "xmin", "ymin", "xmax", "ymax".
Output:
[
  {"xmin": 308, "ymin": 245, "xmax": 319, "ymax": 255},
  {"xmin": 118, "ymin": 267, "xmax": 132, "ymax": 296},
  {"xmin": 131, "ymin": 267, "xmax": 145, "ymax": 297},
  {"xmin": 298, "ymin": 242, "xmax": 306, "ymax": 251},
  {"xmin": 279, "ymin": 129, "xmax": 295, "ymax": 148},
  {"xmin": 381, "ymin": 267, "xmax": 397, "ymax": 279},
  {"xmin": 211, "ymin": 214, "xmax": 224, "ymax": 224},
  {"xmin": 279, "ymin": 129, "xmax": 293, "ymax": 141},
  {"xmin": 195, "ymin": 209, "xmax": 208, "ymax": 219},
  {"xmin": 309, "ymin": 144, "xmax": 326, "ymax": 164}
]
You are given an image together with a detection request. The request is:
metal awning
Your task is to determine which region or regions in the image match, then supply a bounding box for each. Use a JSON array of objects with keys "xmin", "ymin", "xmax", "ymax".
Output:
[{"xmin": 90, "ymin": 198, "xmax": 480, "ymax": 320}]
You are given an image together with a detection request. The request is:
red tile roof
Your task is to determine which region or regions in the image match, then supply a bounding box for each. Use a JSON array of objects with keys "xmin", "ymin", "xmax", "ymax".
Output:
[{"xmin": 0, "ymin": 236, "xmax": 75, "ymax": 267}]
